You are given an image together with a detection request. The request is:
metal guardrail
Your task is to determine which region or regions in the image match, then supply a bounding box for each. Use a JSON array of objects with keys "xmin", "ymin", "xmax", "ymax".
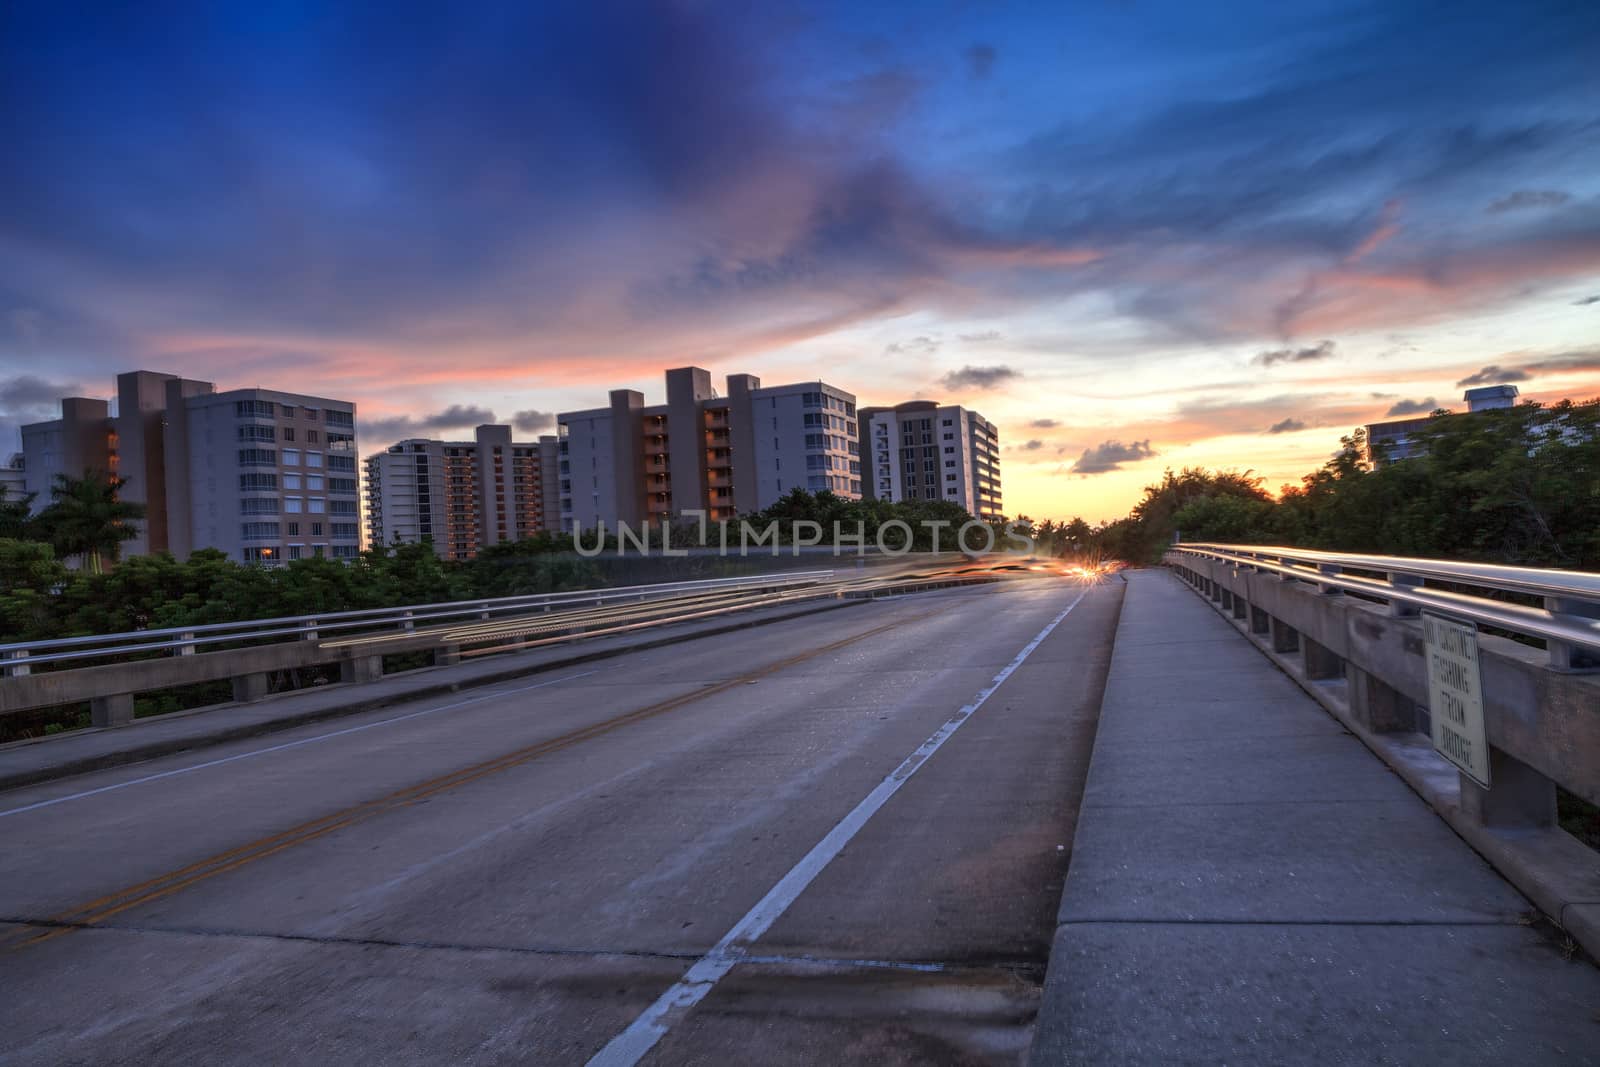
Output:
[
  {"xmin": 1169, "ymin": 543, "xmax": 1600, "ymax": 663},
  {"xmin": 0, "ymin": 572, "xmax": 836, "ymax": 676}
]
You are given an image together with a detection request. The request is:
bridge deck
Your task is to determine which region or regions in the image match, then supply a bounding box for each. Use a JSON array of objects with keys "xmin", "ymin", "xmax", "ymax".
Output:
[{"xmin": 1032, "ymin": 569, "xmax": 1600, "ymax": 1064}]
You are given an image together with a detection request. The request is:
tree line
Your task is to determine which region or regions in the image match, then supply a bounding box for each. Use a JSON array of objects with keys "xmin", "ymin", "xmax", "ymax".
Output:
[{"xmin": 1034, "ymin": 397, "xmax": 1600, "ymax": 570}]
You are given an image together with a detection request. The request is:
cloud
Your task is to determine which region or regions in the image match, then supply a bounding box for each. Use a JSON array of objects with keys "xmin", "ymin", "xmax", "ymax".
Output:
[
  {"xmin": 1385, "ymin": 398, "xmax": 1438, "ymax": 417},
  {"xmin": 965, "ymin": 43, "xmax": 997, "ymax": 80},
  {"xmin": 1020, "ymin": 438, "xmax": 1043, "ymax": 451},
  {"xmin": 362, "ymin": 404, "xmax": 497, "ymax": 444},
  {"xmin": 513, "ymin": 409, "xmax": 555, "ymax": 434},
  {"xmin": 1456, "ymin": 365, "xmax": 1530, "ymax": 387},
  {"xmin": 939, "ymin": 364, "xmax": 1020, "ymax": 391},
  {"xmin": 0, "ymin": 375, "xmax": 81, "ymax": 416},
  {"xmin": 1486, "ymin": 189, "xmax": 1571, "ymax": 214},
  {"xmin": 886, "ymin": 335, "xmax": 940, "ymax": 355},
  {"xmin": 1525, "ymin": 347, "xmax": 1600, "ymax": 375},
  {"xmin": 1072, "ymin": 439, "xmax": 1154, "ymax": 474},
  {"xmin": 958, "ymin": 330, "xmax": 1002, "ymax": 342},
  {"xmin": 1253, "ymin": 340, "xmax": 1336, "ymax": 367},
  {"xmin": 0, "ymin": 374, "xmax": 84, "ymax": 453},
  {"xmin": 1029, "ymin": 417, "xmax": 1059, "ymax": 428},
  {"xmin": 1265, "ymin": 417, "xmax": 1306, "ymax": 434},
  {"xmin": 1574, "ymin": 295, "xmax": 1600, "ymax": 306}
]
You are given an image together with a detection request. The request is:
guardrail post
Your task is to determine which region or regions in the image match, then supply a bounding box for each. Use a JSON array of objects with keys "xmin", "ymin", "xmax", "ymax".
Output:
[
  {"xmin": 1317, "ymin": 563, "xmax": 1343, "ymax": 596},
  {"xmin": 1387, "ymin": 574, "xmax": 1422, "ymax": 617},
  {"xmin": 1249, "ymin": 605, "xmax": 1270, "ymax": 636},
  {"xmin": 434, "ymin": 644, "xmax": 461, "ymax": 667},
  {"xmin": 1230, "ymin": 589, "xmax": 1248, "ymax": 621},
  {"xmin": 479, "ymin": 602, "xmax": 492, "ymax": 621},
  {"xmin": 177, "ymin": 631, "xmax": 196, "ymax": 656},
  {"xmin": 341, "ymin": 655, "xmax": 383, "ymax": 684},
  {"xmin": 1545, "ymin": 597, "xmax": 1600, "ymax": 669},
  {"xmin": 400, "ymin": 610, "xmax": 415, "ymax": 632},
  {"xmin": 90, "ymin": 693, "xmax": 134, "ymax": 728},
  {"xmin": 301, "ymin": 618, "xmax": 319, "ymax": 641},
  {"xmin": 2, "ymin": 649, "xmax": 29, "ymax": 678},
  {"xmin": 232, "ymin": 672, "xmax": 270, "ymax": 702},
  {"xmin": 1210, "ymin": 579, "xmax": 1223, "ymax": 603},
  {"xmin": 1459, "ymin": 750, "xmax": 1556, "ymax": 829},
  {"xmin": 1347, "ymin": 666, "xmax": 1415, "ymax": 732}
]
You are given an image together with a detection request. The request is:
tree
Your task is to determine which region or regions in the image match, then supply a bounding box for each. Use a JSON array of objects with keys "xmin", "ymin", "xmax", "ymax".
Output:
[
  {"xmin": 33, "ymin": 471, "xmax": 147, "ymax": 574},
  {"xmin": 0, "ymin": 484, "xmax": 36, "ymax": 540}
]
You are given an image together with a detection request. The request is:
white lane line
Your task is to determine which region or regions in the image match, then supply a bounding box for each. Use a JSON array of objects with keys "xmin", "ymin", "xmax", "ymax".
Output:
[
  {"xmin": 0, "ymin": 670, "xmax": 599, "ymax": 820},
  {"xmin": 586, "ymin": 589, "xmax": 1090, "ymax": 1067}
]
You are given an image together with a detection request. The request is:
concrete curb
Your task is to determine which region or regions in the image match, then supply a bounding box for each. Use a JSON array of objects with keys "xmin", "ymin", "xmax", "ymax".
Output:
[
  {"xmin": 1172, "ymin": 566, "xmax": 1600, "ymax": 963},
  {"xmin": 0, "ymin": 574, "xmax": 1006, "ymax": 794}
]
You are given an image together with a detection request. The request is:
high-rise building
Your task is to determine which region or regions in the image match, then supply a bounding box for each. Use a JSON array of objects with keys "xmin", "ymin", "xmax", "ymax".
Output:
[
  {"xmin": 19, "ymin": 370, "xmax": 360, "ymax": 565},
  {"xmin": 364, "ymin": 425, "xmax": 560, "ymax": 559},
  {"xmin": 557, "ymin": 368, "xmax": 860, "ymax": 530},
  {"xmin": 859, "ymin": 401, "xmax": 1002, "ymax": 519}
]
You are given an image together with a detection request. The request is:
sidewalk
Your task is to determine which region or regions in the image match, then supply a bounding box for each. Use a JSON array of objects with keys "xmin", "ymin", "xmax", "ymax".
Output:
[{"xmin": 1032, "ymin": 569, "xmax": 1600, "ymax": 1065}]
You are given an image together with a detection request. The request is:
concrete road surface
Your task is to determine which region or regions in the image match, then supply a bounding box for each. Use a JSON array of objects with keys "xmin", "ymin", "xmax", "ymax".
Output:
[{"xmin": 0, "ymin": 578, "xmax": 1121, "ymax": 1065}]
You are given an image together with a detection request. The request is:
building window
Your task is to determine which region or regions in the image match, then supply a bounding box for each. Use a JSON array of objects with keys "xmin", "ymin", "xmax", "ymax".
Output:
[
  {"xmin": 306, "ymin": 474, "xmax": 324, "ymax": 491},
  {"xmin": 308, "ymin": 498, "xmax": 326, "ymax": 514},
  {"xmin": 288, "ymin": 545, "xmax": 304, "ymax": 560},
  {"xmin": 304, "ymin": 451, "xmax": 323, "ymax": 468},
  {"xmin": 287, "ymin": 522, "xmax": 300, "ymax": 536},
  {"xmin": 282, "ymin": 427, "xmax": 295, "ymax": 442},
  {"xmin": 236, "ymin": 400, "xmax": 275, "ymax": 418},
  {"xmin": 283, "ymin": 473, "xmax": 302, "ymax": 490},
  {"xmin": 241, "ymin": 522, "xmax": 280, "ymax": 540},
  {"xmin": 306, "ymin": 430, "xmax": 319, "ymax": 443},
  {"xmin": 240, "ymin": 498, "xmax": 278, "ymax": 515},
  {"xmin": 243, "ymin": 546, "xmax": 279, "ymax": 564},
  {"xmin": 311, "ymin": 522, "xmax": 324, "ymax": 536},
  {"xmin": 282, "ymin": 448, "xmax": 301, "ymax": 466},
  {"xmin": 237, "ymin": 424, "xmax": 275, "ymax": 442},
  {"xmin": 284, "ymin": 497, "xmax": 303, "ymax": 513},
  {"xmin": 238, "ymin": 448, "xmax": 276, "ymax": 467},
  {"xmin": 239, "ymin": 473, "xmax": 277, "ymax": 492}
]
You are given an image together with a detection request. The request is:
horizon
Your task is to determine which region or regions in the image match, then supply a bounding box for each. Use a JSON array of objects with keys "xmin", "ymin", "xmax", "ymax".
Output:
[{"xmin": 3, "ymin": 1, "xmax": 1598, "ymax": 526}]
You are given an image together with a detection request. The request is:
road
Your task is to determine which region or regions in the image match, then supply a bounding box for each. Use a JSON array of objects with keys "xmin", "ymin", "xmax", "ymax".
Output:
[{"xmin": 0, "ymin": 577, "xmax": 1122, "ymax": 1065}]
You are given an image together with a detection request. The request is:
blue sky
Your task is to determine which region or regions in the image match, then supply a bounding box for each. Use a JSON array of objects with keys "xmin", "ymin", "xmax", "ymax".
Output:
[{"xmin": 2, "ymin": 0, "xmax": 1597, "ymax": 520}]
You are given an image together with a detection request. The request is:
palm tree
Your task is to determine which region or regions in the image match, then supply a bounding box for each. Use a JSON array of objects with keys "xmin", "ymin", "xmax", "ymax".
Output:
[{"xmin": 35, "ymin": 471, "xmax": 146, "ymax": 574}]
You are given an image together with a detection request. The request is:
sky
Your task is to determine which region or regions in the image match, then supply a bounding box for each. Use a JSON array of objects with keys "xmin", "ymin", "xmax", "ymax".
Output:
[{"xmin": 2, "ymin": 0, "xmax": 1598, "ymax": 523}]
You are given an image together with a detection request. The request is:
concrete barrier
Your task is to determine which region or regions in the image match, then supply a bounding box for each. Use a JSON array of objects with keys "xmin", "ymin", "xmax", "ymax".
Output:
[{"xmin": 1165, "ymin": 552, "xmax": 1600, "ymax": 957}]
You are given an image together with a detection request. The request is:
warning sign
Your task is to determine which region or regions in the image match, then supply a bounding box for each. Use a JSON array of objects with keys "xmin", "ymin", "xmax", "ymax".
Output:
[{"xmin": 1422, "ymin": 612, "xmax": 1490, "ymax": 787}]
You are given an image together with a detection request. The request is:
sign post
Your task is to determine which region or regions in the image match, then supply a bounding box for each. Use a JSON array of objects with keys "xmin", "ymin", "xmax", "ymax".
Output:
[{"xmin": 1422, "ymin": 612, "xmax": 1490, "ymax": 788}]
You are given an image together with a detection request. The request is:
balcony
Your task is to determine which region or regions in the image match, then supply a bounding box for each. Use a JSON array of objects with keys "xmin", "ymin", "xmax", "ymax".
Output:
[
  {"xmin": 707, "ymin": 472, "xmax": 732, "ymax": 489},
  {"xmin": 704, "ymin": 409, "xmax": 729, "ymax": 429},
  {"xmin": 643, "ymin": 437, "xmax": 669, "ymax": 457},
  {"xmin": 706, "ymin": 450, "xmax": 731, "ymax": 470}
]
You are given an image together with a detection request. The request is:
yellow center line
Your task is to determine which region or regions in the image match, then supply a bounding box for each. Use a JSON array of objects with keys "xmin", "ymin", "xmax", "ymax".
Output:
[{"xmin": 4, "ymin": 614, "xmax": 911, "ymax": 953}]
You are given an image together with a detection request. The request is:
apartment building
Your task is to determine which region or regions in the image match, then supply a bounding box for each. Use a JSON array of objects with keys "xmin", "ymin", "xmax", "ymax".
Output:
[
  {"xmin": 557, "ymin": 367, "xmax": 860, "ymax": 530},
  {"xmin": 0, "ymin": 453, "xmax": 25, "ymax": 501},
  {"xmin": 365, "ymin": 425, "xmax": 561, "ymax": 559},
  {"xmin": 1365, "ymin": 384, "xmax": 1518, "ymax": 467},
  {"xmin": 20, "ymin": 370, "xmax": 360, "ymax": 564},
  {"xmin": 859, "ymin": 401, "xmax": 1003, "ymax": 519}
]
